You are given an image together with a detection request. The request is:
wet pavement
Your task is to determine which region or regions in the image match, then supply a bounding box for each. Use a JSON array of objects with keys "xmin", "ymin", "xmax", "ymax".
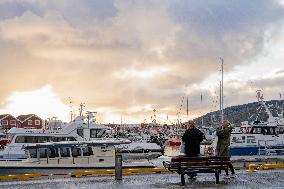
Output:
[{"xmin": 0, "ymin": 170, "xmax": 283, "ymax": 189}]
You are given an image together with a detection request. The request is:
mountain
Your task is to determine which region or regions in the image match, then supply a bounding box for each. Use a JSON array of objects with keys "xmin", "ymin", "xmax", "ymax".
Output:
[{"xmin": 193, "ymin": 100, "xmax": 284, "ymax": 128}]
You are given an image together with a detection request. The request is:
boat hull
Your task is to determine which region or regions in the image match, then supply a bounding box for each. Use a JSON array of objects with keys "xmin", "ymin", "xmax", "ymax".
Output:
[
  {"xmin": 230, "ymin": 145, "xmax": 284, "ymax": 156},
  {"xmin": 169, "ymin": 141, "xmax": 181, "ymax": 146}
]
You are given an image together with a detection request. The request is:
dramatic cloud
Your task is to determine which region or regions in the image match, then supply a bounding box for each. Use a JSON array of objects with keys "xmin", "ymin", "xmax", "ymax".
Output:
[{"xmin": 0, "ymin": 0, "xmax": 283, "ymax": 123}]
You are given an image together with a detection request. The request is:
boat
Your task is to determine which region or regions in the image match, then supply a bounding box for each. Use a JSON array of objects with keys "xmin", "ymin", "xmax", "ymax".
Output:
[
  {"xmin": 0, "ymin": 132, "xmax": 8, "ymax": 150},
  {"xmin": 0, "ymin": 113, "xmax": 163, "ymax": 160},
  {"xmin": 209, "ymin": 92, "xmax": 284, "ymax": 156},
  {"xmin": 0, "ymin": 140, "xmax": 156, "ymax": 176}
]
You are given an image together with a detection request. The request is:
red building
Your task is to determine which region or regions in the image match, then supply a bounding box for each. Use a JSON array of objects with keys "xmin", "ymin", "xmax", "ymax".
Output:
[
  {"xmin": 17, "ymin": 114, "xmax": 45, "ymax": 129},
  {"xmin": 0, "ymin": 114, "xmax": 21, "ymax": 130}
]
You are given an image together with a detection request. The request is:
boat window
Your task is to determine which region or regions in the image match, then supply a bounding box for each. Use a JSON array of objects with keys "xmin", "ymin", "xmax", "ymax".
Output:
[
  {"xmin": 60, "ymin": 147, "xmax": 70, "ymax": 157},
  {"xmin": 278, "ymin": 128, "xmax": 284, "ymax": 134},
  {"xmin": 38, "ymin": 136, "xmax": 49, "ymax": 143},
  {"xmin": 40, "ymin": 149, "xmax": 48, "ymax": 158},
  {"xmin": 15, "ymin": 136, "xmax": 25, "ymax": 143},
  {"xmin": 49, "ymin": 137, "xmax": 55, "ymax": 142},
  {"xmin": 247, "ymin": 136, "xmax": 256, "ymax": 143},
  {"xmin": 50, "ymin": 137, "xmax": 61, "ymax": 142},
  {"xmin": 53, "ymin": 137, "xmax": 66, "ymax": 142},
  {"xmin": 26, "ymin": 136, "xmax": 38, "ymax": 143},
  {"xmin": 82, "ymin": 147, "xmax": 93, "ymax": 156},
  {"xmin": 242, "ymin": 136, "xmax": 245, "ymax": 143},
  {"xmin": 72, "ymin": 148, "xmax": 81, "ymax": 157},
  {"xmin": 90, "ymin": 129, "xmax": 106, "ymax": 138},
  {"xmin": 67, "ymin": 137, "xmax": 76, "ymax": 141},
  {"xmin": 232, "ymin": 137, "xmax": 244, "ymax": 143},
  {"xmin": 77, "ymin": 129, "xmax": 84, "ymax": 138},
  {"xmin": 261, "ymin": 128, "xmax": 266, "ymax": 135},
  {"xmin": 29, "ymin": 149, "xmax": 37, "ymax": 158},
  {"xmin": 48, "ymin": 148, "xmax": 59, "ymax": 158}
]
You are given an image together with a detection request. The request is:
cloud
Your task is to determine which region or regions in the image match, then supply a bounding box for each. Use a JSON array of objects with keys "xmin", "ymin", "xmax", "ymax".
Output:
[{"xmin": 0, "ymin": 0, "xmax": 283, "ymax": 122}]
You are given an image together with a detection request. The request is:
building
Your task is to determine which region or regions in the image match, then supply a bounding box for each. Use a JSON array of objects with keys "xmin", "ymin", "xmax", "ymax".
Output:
[
  {"xmin": 0, "ymin": 114, "xmax": 21, "ymax": 131},
  {"xmin": 17, "ymin": 114, "xmax": 45, "ymax": 129}
]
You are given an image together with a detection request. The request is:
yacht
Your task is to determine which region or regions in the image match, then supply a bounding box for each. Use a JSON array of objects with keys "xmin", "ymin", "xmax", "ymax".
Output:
[
  {"xmin": 0, "ymin": 140, "xmax": 156, "ymax": 176},
  {"xmin": 0, "ymin": 114, "xmax": 163, "ymax": 160}
]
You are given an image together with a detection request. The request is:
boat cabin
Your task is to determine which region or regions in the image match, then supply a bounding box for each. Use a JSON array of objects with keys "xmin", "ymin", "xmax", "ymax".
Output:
[
  {"xmin": 249, "ymin": 126, "xmax": 277, "ymax": 135},
  {"xmin": 24, "ymin": 142, "xmax": 116, "ymax": 165}
]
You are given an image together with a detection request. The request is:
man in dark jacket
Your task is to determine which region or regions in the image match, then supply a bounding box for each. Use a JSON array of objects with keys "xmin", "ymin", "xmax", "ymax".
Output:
[{"xmin": 182, "ymin": 120, "xmax": 204, "ymax": 156}]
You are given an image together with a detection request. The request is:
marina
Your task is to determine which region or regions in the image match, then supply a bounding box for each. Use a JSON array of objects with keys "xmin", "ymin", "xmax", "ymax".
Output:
[{"xmin": 1, "ymin": 0, "xmax": 284, "ymax": 188}]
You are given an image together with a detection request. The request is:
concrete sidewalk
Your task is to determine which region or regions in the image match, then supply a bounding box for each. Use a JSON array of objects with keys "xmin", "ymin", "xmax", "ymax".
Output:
[{"xmin": 0, "ymin": 170, "xmax": 283, "ymax": 189}]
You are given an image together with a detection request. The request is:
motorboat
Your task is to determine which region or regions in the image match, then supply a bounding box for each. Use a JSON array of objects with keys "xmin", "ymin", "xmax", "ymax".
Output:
[
  {"xmin": 0, "ymin": 140, "xmax": 156, "ymax": 176},
  {"xmin": 0, "ymin": 114, "xmax": 163, "ymax": 160}
]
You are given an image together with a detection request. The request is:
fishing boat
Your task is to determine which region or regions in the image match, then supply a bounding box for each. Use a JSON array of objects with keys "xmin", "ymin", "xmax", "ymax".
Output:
[
  {"xmin": 209, "ymin": 92, "xmax": 284, "ymax": 156},
  {"xmin": 0, "ymin": 140, "xmax": 156, "ymax": 176}
]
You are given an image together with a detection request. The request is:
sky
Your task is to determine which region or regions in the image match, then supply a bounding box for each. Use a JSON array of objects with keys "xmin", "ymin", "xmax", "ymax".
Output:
[{"xmin": 0, "ymin": 0, "xmax": 284, "ymax": 124}]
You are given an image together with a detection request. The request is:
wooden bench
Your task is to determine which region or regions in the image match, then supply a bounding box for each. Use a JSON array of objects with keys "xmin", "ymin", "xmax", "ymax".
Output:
[{"xmin": 163, "ymin": 155, "xmax": 233, "ymax": 185}]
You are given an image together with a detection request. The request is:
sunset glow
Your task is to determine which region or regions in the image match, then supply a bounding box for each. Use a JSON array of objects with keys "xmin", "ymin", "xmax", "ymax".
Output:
[{"xmin": 0, "ymin": 1, "xmax": 283, "ymax": 123}]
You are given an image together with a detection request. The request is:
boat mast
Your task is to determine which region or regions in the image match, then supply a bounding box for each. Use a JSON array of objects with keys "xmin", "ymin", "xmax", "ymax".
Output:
[
  {"xmin": 219, "ymin": 58, "xmax": 224, "ymax": 127},
  {"xmin": 79, "ymin": 103, "xmax": 85, "ymax": 116},
  {"xmin": 219, "ymin": 81, "xmax": 222, "ymax": 126},
  {"xmin": 186, "ymin": 96, "xmax": 189, "ymax": 119},
  {"xmin": 201, "ymin": 94, "xmax": 204, "ymax": 126}
]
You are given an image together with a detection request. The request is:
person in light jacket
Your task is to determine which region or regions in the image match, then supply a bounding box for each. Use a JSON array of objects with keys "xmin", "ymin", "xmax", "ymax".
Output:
[
  {"xmin": 216, "ymin": 120, "xmax": 235, "ymax": 177},
  {"xmin": 216, "ymin": 120, "xmax": 232, "ymax": 157}
]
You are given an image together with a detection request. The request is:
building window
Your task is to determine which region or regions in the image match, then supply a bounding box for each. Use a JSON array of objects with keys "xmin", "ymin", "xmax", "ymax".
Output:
[
  {"xmin": 28, "ymin": 120, "xmax": 33, "ymax": 126},
  {"xmin": 10, "ymin": 120, "xmax": 16, "ymax": 126},
  {"xmin": 2, "ymin": 120, "xmax": 8, "ymax": 125},
  {"xmin": 35, "ymin": 120, "xmax": 41, "ymax": 126}
]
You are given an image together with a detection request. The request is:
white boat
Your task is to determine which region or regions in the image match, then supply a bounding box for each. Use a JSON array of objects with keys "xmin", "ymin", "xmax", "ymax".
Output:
[
  {"xmin": 210, "ymin": 93, "xmax": 284, "ymax": 156},
  {"xmin": 0, "ymin": 114, "xmax": 163, "ymax": 160},
  {"xmin": 0, "ymin": 140, "xmax": 156, "ymax": 176}
]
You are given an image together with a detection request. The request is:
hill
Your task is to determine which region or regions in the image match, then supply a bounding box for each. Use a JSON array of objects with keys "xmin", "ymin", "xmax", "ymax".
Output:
[{"xmin": 193, "ymin": 100, "xmax": 284, "ymax": 127}]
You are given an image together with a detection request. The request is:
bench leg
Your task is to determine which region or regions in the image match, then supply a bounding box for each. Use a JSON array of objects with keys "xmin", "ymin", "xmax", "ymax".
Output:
[
  {"xmin": 181, "ymin": 173, "xmax": 186, "ymax": 186},
  {"xmin": 215, "ymin": 172, "xmax": 220, "ymax": 184}
]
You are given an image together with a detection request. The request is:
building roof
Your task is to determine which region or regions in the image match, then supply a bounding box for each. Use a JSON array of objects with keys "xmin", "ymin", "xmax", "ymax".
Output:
[
  {"xmin": 17, "ymin": 114, "xmax": 42, "ymax": 122},
  {"xmin": 0, "ymin": 114, "xmax": 13, "ymax": 120}
]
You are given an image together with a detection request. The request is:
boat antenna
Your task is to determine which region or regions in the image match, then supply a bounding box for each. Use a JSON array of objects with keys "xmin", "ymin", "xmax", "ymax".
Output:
[
  {"xmin": 69, "ymin": 97, "xmax": 73, "ymax": 122},
  {"xmin": 79, "ymin": 103, "xmax": 85, "ymax": 116},
  {"xmin": 152, "ymin": 109, "xmax": 157, "ymax": 125}
]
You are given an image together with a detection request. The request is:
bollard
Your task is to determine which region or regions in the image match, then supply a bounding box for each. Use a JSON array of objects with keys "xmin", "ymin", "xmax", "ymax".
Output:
[{"xmin": 115, "ymin": 149, "xmax": 123, "ymax": 180}]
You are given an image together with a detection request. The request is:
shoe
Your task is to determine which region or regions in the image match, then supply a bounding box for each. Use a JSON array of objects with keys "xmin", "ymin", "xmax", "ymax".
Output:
[
  {"xmin": 230, "ymin": 174, "xmax": 236, "ymax": 178},
  {"xmin": 188, "ymin": 173, "xmax": 197, "ymax": 179}
]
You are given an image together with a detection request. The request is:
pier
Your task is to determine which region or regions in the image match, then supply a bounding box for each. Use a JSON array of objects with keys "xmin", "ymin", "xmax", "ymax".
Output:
[{"xmin": 0, "ymin": 169, "xmax": 283, "ymax": 189}]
